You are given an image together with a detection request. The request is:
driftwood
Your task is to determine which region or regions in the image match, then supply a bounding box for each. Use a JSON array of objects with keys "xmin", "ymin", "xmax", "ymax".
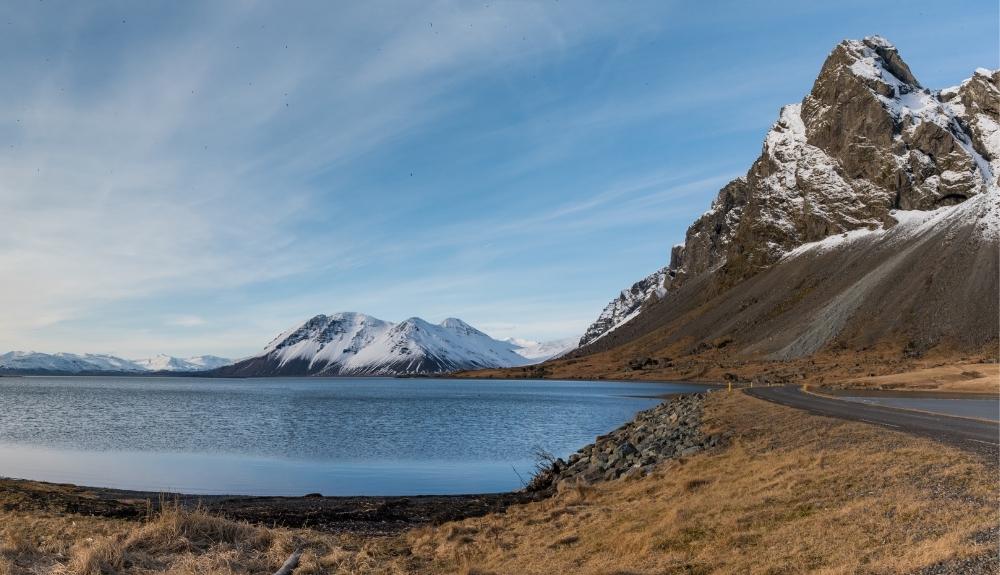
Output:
[{"xmin": 273, "ymin": 548, "xmax": 303, "ymax": 575}]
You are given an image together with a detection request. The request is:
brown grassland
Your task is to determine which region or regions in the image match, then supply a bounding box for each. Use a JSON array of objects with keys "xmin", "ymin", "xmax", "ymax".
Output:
[
  {"xmin": 0, "ymin": 391, "xmax": 995, "ymax": 574},
  {"xmin": 458, "ymin": 345, "xmax": 999, "ymax": 395},
  {"xmin": 835, "ymin": 364, "xmax": 1000, "ymax": 394}
]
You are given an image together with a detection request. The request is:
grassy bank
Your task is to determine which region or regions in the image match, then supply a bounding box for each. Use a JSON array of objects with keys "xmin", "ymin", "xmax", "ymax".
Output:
[{"xmin": 1, "ymin": 391, "xmax": 995, "ymax": 574}]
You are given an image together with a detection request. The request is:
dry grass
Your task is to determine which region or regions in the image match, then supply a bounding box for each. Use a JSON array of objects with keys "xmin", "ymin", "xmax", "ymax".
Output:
[
  {"xmin": 406, "ymin": 392, "xmax": 998, "ymax": 574},
  {"xmin": 0, "ymin": 503, "xmax": 419, "ymax": 574},
  {"xmin": 840, "ymin": 363, "xmax": 1000, "ymax": 394}
]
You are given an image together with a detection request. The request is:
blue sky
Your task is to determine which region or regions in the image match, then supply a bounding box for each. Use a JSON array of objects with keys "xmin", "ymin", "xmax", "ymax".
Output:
[{"xmin": 1, "ymin": 1, "xmax": 996, "ymax": 358}]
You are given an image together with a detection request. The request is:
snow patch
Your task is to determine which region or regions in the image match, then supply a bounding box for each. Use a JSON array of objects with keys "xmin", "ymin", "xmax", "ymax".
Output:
[{"xmin": 506, "ymin": 337, "xmax": 578, "ymax": 363}]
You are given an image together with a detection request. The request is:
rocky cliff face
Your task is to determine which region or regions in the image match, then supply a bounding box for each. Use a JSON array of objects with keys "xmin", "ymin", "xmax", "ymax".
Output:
[
  {"xmin": 581, "ymin": 36, "xmax": 998, "ymax": 352},
  {"xmin": 578, "ymin": 267, "xmax": 668, "ymax": 347},
  {"xmin": 676, "ymin": 36, "xmax": 997, "ymax": 284}
]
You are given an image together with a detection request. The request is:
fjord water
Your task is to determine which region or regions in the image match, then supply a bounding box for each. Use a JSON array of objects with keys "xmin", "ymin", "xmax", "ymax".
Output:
[{"xmin": 0, "ymin": 376, "xmax": 704, "ymax": 495}]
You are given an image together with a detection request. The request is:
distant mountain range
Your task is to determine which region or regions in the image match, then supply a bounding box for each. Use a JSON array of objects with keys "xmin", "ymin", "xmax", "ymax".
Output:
[
  {"xmin": 1, "ymin": 315, "xmax": 575, "ymax": 377},
  {"xmin": 0, "ymin": 351, "xmax": 232, "ymax": 375},
  {"xmin": 132, "ymin": 354, "xmax": 233, "ymax": 372},
  {"xmin": 503, "ymin": 337, "xmax": 577, "ymax": 362},
  {"xmin": 213, "ymin": 313, "xmax": 575, "ymax": 377}
]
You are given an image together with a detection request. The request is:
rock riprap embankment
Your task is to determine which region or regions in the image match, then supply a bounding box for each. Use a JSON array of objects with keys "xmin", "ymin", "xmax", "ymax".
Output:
[{"xmin": 528, "ymin": 393, "xmax": 723, "ymax": 492}]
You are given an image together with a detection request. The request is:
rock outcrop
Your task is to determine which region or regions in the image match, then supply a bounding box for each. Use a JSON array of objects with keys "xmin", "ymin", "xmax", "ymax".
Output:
[
  {"xmin": 576, "ymin": 36, "xmax": 998, "ymax": 359},
  {"xmin": 577, "ymin": 267, "xmax": 669, "ymax": 347},
  {"xmin": 527, "ymin": 394, "xmax": 721, "ymax": 492},
  {"xmin": 676, "ymin": 36, "xmax": 995, "ymax": 285}
]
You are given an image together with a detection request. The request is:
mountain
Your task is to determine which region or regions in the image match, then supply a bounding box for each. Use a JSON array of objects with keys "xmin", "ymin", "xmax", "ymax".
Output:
[
  {"xmin": 505, "ymin": 337, "xmax": 578, "ymax": 362},
  {"xmin": 214, "ymin": 312, "xmax": 538, "ymax": 377},
  {"xmin": 133, "ymin": 354, "xmax": 233, "ymax": 372},
  {"xmin": 571, "ymin": 37, "xmax": 998, "ymax": 366},
  {"xmin": 0, "ymin": 351, "xmax": 232, "ymax": 374},
  {"xmin": 0, "ymin": 351, "xmax": 147, "ymax": 374},
  {"xmin": 578, "ymin": 267, "xmax": 669, "ymax": 347}
]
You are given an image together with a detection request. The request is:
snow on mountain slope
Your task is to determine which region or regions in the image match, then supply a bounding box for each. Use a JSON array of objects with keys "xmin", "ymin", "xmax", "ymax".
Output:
[
  {"xmin": 218, "ymin": 313, "xmax": 537, "ymax": 376},
  {"xmin": 0, "ymin": 351, "xmax": 232, "ymax": 373},
  {"xmin": 578, "ymin": 36, "xmax": 998, "ymax": 354},
  {"xmin": 578, "ymin": 267, "xmax": 668, "ymax": 347},
  {"xmin": 506, "ymin": 337, "xmax": 578, "ymax": 362},
  {"xmin": 133, "ymin": 354, "xmax": 232, "ymax": 372},
  {"xmin": 0, "ymin": 351, "xmax": 146, "ymax": 373}
]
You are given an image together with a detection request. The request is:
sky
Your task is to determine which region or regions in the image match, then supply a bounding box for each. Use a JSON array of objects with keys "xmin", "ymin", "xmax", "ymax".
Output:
[{"xmin": 0, "ymin": 1, "xmax": 996, "ymax": 359}]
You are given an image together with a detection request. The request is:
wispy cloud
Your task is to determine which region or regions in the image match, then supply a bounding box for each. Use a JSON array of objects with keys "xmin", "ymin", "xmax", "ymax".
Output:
[
  {"xmin": 2, "ymin": 1, "xmax": 992, "ymax": 357},
  {"xmin": 165, "ymin": 315, "xmax": 206, "ymax": 328},
  {"xmin": 0, "ymin": 1, "xmax": 649, "ymax": 355}
]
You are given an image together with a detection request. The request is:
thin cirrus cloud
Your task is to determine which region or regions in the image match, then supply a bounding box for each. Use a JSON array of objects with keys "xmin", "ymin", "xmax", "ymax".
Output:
[
  {"xmin": 0, "ymin": 1, "xmax": 995, "ymax": 357},
  {"xmin": 165, "ymin": 316, "xmax": 207, "ymax": 328},
  {"xmin": 0, "ymin": 1, "xmax": 651, "ymax": 356}
]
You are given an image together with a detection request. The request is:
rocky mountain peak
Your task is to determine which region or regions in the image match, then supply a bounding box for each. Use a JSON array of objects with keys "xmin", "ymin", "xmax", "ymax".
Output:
[
  {"xmin": 683, "ymin": 36, "xmax": 997, "ymax": 283},
  {"xmin": 578, "ymin": 37, "xmax": 998, "ymax": 351}
]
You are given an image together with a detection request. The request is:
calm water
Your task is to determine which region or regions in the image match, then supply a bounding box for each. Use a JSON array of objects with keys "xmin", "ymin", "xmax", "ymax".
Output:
[{"xmin": 0, "ymin": 376, "xmax": 704, "ymax": 495}]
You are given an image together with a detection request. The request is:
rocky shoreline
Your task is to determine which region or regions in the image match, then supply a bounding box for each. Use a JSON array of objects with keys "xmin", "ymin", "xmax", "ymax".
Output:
[{"xmin": 528, "ymin": 392, "xmax": 724, "ymax": 492}]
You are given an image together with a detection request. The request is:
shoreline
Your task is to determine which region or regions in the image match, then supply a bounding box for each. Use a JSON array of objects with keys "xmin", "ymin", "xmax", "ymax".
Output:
[
  {"xmin": 0, "ymin": 388, "xmax": 709, "ymax": 535},
  {"xmin": 21, "ymin": 380, "xmax": 978, "ymax": 536},
  {"xmin": 0, "ymin": 475, "xmax": 542, "ymax": 536},
  {"xmin": 0, "ymin": 372, "xmax": 726, "ymax": 387}
]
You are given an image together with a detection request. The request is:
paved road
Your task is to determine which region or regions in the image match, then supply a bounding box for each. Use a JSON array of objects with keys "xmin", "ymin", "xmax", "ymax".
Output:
[{"xmin": 745, "ymin": 385, "xmax": 999, "ymax": 454}]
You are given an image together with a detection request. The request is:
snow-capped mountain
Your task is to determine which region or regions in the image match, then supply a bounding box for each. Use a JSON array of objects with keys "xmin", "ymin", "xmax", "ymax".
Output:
[
  {"xmin": 505, "ymin": 337, "xmax": 578, "ymax": 362},
  {"xmin": 215, "ymin": 312, "xmax": 540, "ymax": 377},
  {"xmin": 578, "ymin": 267, "xmax": 668, "ymax": 347},
  {"xmin": 575, "ymin": 36, "xmax": 999, "ymax": 358},
  {"xmin": 133, "ymin": 354, "xmax": 232, "ymax": 372},
  {"xmin": 0, "ymin": 351, "xmax": 146, "ymax": 373},
  {"xmin": 579, "ymin": 37, "xmax": 997, "ymax": 348},
  {"xmin": 0, "ymin": 351, "xmax": 231, "ymax": 374}
]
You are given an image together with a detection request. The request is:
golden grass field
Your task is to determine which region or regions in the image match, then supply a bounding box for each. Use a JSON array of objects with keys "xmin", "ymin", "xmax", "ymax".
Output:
[
  {"xmin": 0, "ymin": 389, "xmax": 995, "ymax": 574},
  {"xmin": 838, "ymin": 364, "xmax": 1000, "ymax": 394}
]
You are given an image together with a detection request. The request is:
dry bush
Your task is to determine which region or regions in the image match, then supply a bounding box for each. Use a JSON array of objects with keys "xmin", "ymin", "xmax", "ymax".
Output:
[
  {"xmin": 315, "ymin": 539, "xmax": 413, "ymax": 575},
  {"xmin": 0, "ymin": 499, "xmax": 415, "ymax": 575},
  {"xmin": 55, "ymin": 505, "xmax": 322, "ymax": 575}
]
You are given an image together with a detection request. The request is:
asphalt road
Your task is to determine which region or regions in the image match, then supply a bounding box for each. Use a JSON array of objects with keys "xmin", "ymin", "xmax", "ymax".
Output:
[{"xmin": 745, "ymin": 385, "xmax": 999, "ymax": 455}]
